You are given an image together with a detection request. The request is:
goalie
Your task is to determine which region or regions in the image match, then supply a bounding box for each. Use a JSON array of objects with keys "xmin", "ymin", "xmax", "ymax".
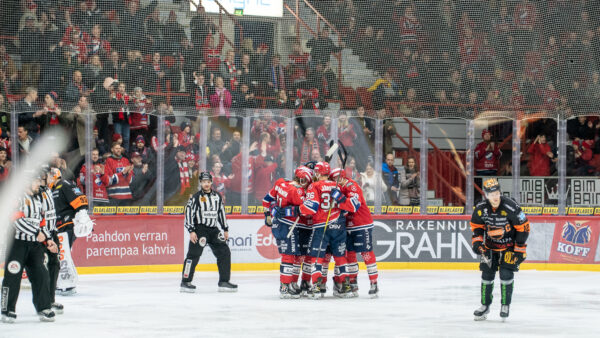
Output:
[{"xmin": 47, "ymin": 167, "xmax": 95, "ymax": 296}]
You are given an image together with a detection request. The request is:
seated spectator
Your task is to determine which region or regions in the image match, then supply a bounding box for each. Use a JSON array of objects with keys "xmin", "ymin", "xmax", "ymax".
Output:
[
  {"xmin": 399, "ymin": 156, "xmax": 420, "ymax": 206},
  {"xmin": 129, "ymin": 151, "xmax": 155, "ymax": 202},
  {"xmin": 360, "ymin": 162, "xmax": 387, "ymax": 205},
  {"xmin": 208, "ymin": 127, "xmax": 227, "ymax": 157},
  {"xmin": 77, "ymin": 148, "xmax": 109, "ymax": 205},
  {"xmin": 382, "ymin": 153, "xmax": 400, "ymax": 205},
  {"xmin": 65, "ymin": 70, "xmax": 91, "ymax": 103},
  {"xmin": 232, "ymin": 82, "xmax": 257, "ymax": 109},
  {"xmin": 220, "ymin": 50, "xmax": 238, "ymax": 91},
  {"xmin": 131, "ymin": 135, "xmax": 155, "ymax": 167},
  {"xmin": 178, "ymin": 121, "xmax": 194, "ymax": 151},
  {"xmin": 105, "ymin": 142, "xmax": 133, "ymax": 205},
  {"xmin": 297, "ymin": 127, "xmax": 322, "ymax": 164},
  {"xmin": 0, "ymin": 147, "xmax": 11, "ymax": 183},
  {"xmin": 567, "ymin": 116, "xmax": 595, "ymax": 141},
  {"xmin": 367, "ymin": 71, "xmax": 400, "ymax": 110},
  {"xmin": 527, "ymin": 134, "xmax": 553, "ymax": 176},
  {"xmin": 267, "ymin": 89, "xmax": 293, "ymax": 110},
  {"xmin": 474, "ymin": 129, "xmax": 502, "ymax": 175}
]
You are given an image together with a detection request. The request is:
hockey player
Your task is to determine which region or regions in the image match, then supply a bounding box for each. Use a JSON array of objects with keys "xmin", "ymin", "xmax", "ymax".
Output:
[
  {"xmin": 46, "ymin": 167, "xmax": 94, "ymax": 296},
  {"xmin": 329, "ymin": 168, "xmax": 379, "ymax": 298},
  {"xmin": 1, "ymin": 174, "xmax": 57, "ymax": 322},
  {"xmin": 262, "ymin": 166, "xmax": 312, "ymax": 298},
  {"xmin": 181, "ymin": 172, "xmax": 237, "ymax": 293},
  {"xmin": 298, "ymin": 161, "xmax": 361, "ymax": 298},
  {"xmin": 470, "ymin": 178, "xmax": 529, "ymax": 321}
]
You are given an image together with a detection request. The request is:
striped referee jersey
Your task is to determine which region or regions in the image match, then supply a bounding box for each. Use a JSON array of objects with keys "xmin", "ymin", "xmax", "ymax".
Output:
[
  {"xmin": 184, "ymin": 190, "xmax": 228, "ymax": 233},
  {"xmin": 13, "ymin": 192, "xmax": 51, "ymax": 242}
]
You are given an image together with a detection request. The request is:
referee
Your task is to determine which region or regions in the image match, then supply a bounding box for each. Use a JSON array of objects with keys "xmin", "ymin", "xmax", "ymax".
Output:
[{"xmin": 180, "ymin": 172, "xmax": 238, "ymax": 293}]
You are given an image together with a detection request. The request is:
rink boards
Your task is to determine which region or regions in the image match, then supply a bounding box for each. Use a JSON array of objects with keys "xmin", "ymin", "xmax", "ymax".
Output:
[{"xmin": 71, "ymin": 215, "xmax": 600, "ymax": 274}]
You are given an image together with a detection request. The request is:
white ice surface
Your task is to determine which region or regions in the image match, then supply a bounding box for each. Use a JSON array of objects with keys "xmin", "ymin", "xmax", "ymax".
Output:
[{"xmin": 2, "ymin": 270, "xmax": 600, "ymax": 338}]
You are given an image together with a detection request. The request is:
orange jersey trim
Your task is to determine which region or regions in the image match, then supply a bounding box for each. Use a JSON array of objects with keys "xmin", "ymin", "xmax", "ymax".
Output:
[
  {"xmin": 470, "ymin": 222, "xmax": 484, "ymax": 231},
  {"xmin": 70, "ymin": 195, "xmax": 89, "ymax": 210},
  {"xmin": 514, "ymin": 221, "xmax": 530, "ymax": 232},
  {"xmin": 472, "ymin": 236, "xmax": 483, "ymax": 244}
]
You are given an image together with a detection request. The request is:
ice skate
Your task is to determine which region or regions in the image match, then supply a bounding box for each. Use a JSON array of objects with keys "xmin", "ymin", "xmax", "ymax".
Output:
[
  {"xmin": 333, "ymin": 278, "xmax": 353, "ymax": 298},
  {"xmin": 218, "ymin": 281, "xmax": 238, "ymax": 292},
  {"xmin": 474, "ymin": 305, "xmax": 490, "ymax": 321},
  {"xmin": 300, "ymin": 280, "xmax": 311, "ymax": 297},
  {"xmin": 51, "ymin": 302, "xmax": 64, "ymax": 314},
  {"xmin": 368, "ymin": 282, "xmax": 379, "ymax": 299},
  {"xmin": 57, "ymin": 287, "xmax": 77, "ymax": 296},
  {"xmin": 279, "ymin": 283, "xmax": 300, "ymax": 299},
  {"xmin": 349, "ymin": 279, "xmax": 359, "ymax": 298},
  {"xmin": 500, "ymin": 305, "xmax": 510, "ymax": 321},
  {"xmin": 308, "ymin": 278, "xmax": 323, "ymax": 299},
  {"xmin": 180, "ymin": 281, "xmax": 196, "ymax": 293},
  {"xmin": 37, "ymin": 309, "xmax": 56, "ymax": 322},
  {"xmin": 1, "ymin": 311, "xmax": 16, "ymax": 323}
]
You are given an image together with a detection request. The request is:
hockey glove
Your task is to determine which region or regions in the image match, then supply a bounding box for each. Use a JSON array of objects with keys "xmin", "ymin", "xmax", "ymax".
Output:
[
  {"xmin": 264, "ymin": 210, "xmax": 273, "ymax": 227},
  {"xmin": 73, "ymin": 209, "xmax": 95, "ymax": 237},
  {"xmin": 472, "ymin": 237, "xmax": 486, "ymax": 256},
  {"xmin": 514, "ymin": 244, "xmax": 527, "ymax": 266},
  {"xmin": 277, "ymin": 205, "xmax": 300, "ymax": 218},
  {"xmin": 330, "ymin": 188, "xmax": 346, "ymax": 203}
]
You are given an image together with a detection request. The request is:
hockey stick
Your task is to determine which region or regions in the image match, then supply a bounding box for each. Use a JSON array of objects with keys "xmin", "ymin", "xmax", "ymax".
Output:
[
  {"xmin": 286, "ymin": 141, "xmax": 340, "ymax": 238},
  {"xmin": 313, "ymin": 141, "xmax": 348, "ymax": 266}
]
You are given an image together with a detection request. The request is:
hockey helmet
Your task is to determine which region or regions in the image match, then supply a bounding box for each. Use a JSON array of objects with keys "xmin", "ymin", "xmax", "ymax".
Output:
[
  {"xmin": 294, "ymin": 166, "xmax": 313, "ymax": 186},
  {"xmin": 482, "ymin": 178, "xmax": 500, "ymax": 194},
  {"xmin": 47, "ymin": 167, "xmax": 62, "ymax": 188},
  {"xmin": 313, "ymin": 161, "xmax": 330, "ymax": 177},
  {"xmin": 329, "ymin": 168, "xmax": 346, "ymax": 181},
  {"xmin": 199, "ymin": 171, "xmax": 213, "ymax": 182}
]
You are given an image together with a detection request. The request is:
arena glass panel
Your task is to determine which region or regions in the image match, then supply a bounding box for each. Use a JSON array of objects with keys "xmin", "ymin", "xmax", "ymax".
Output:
[
  {"xmin": 388, "ymin": 116, "xmax": 421, "ymax": 213},
  {"xmin": 518, "ymin": 117, "xmax": 559, "ymax": 213},
  {"xmin": 473, "ymin": 117, "xmax": 514, "ymax": 207},
  {"xmin": 427, "ymin": 118, "xmax": 468, "ymax": 213}
]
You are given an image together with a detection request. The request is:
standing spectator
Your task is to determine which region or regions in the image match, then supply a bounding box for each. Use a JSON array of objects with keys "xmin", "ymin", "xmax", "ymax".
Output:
[
  {"xmin": 203, "ymin": 33, "xmax": 225, "ymax": 74},
  {"xmin": 83, "ymin": 55, "xmax": 104, "ymax": 90},
  {"xmin": 360, "ymin": 162, "xmax": 387, "ymax": 205},
  {"xmin": 268, "ymin": 90, "xmax": 293, "ymax": 110},
  {"xmin": 129, "ymin": 151, "xmax": 154, "ymax": 202},
  {"xmin": 65, "ymin": 70, "xmax": 91, "ymax": 103},
  {"xmin": 474, "ymin": 129, "xmax": 502, "ymax": 176},
  {"xmin": 288, "ymin": 43, "xmax": 309, "ymax": 89},
  {"xmin": 102, "ymin": 51, "xmax": 124, "ymax": 81},
  {"xmin": 378, "ymin": 108, "xmax": 397, "ymax": 156},
  {"xmin": 338, "ymin": 112, "xmax": 357, "ymax": 156},
  {"xmin": 221, "ymin": 130, "xmax": 241, "ymax": 165},
  {"xmin": 211, "ymin": 161, "xmax": 232, "ymax": 201},
  {"xmin": 265, "ymin": 54, "xmax": 286, "ymax": 95},
  {"xmin": 527, "ymin": 134, "xmax": 553, "ymax": 176},
  {"xmin": 148, "ymin": 52, "xmax": 168, "ymax": 93},
  {"xmin": 0, "ymin": 146, "xmax": 11, "ymax": 183},
  {"xmin": 368, "ymin": 71, "xmax": 399, "ymax": 110},
  {"xmin": 17, "ymin": 126, "xmax": 34, "ymax": 156},
  {"xmin": 237, "ymin": 53, "xmax": 256, "ymax": 89},
  {"xmin": 105, "ymin": 142, "xmax": 133, "ymax": 205},
  {"xmin": 316, "ymin": 115, "xmax": 332, "ymax": 147},
  {"xmin": 344, "ymin": 156, "xmax": 360, "ymax": 181},
  {"xmin": 232, "ymin": 83, "xmax": 257, "ymax": 109},
  {"xmin": 77, "ymin": 148, "xmax": 109, "ymax": 205},
  {"xmin": 394, "ymin": 4, "xmax": 422, "ymax": 50},
  {"xmin": 18, "ymin": 14, "xmax": 42, "ymax": 89},
  {"xmin": 65, "ymin": 28, "xmax": 88, "ymax": 64},
  {"xmin": 306, "ymin": 27, "xmax": 344, "ymax": 67},
  {"xmin": 210, "ymin": 76, "xmax": 233, "ymax": 125},
  {"xmin": 382, "ymin": 153, "xmax": 400, "ymax": 205},
  {"xmin": 131, "ymin": 135, "xmax": 155, "ymax": 167},
  {"xmin": 220, "ymin": 50, "xmax": 238, "ymax": 91},
  {"xmin": 572, "ymin": 139, "xmax": 595, "ymax": 176},
  {"xmin": 15, "ymin": 87, "xmax": 43, "ymax": 134},
  {"xmin": 297, "ymin": 127, "xmax": 322, "ymax": 164},
  {"xmin": 190, "ymin": 5, "xmax": 214, "ymax": 52},
  {"xmin": 38, "ymin": 91, "xmax": 70, "ymax": 132},
  {"xmin": 0, "ymin": 94, "xmax": 10, "ymax": 131},
  {"xmin": 399, "ymin": 156, "xmax": 420, "ymax": 206},
  {"xmin": 111, "ymin": 82, "xmax": 132, "ymax": 152},
  {"xmin": 252, "ymin": 155, "xmax": 278, "ymax": 203},
  {"xmin": 0, "ymin": 45, "xmax": 17, "ymax": 83},
  {"xmin": 191, "ymin": 72, "xmax": 212, "ymax": 112},
  {"xmin": 72, "ymin": 96, "xmax": 97, "ymax": 157},
  {"xmin": 129, "ymin": 87, "xmax": 151, "ymax": 142},
  {"xmin": 162, "ymin": 10, "xmax": 186, "ymax": 54},
  {"xmin": 207, "ymin": 127, "xmax": 227, "ymax": 158},
  {"xmin": 87, "ymin": 24, "xmax": 111, "ymax": 59},
  {"xmin": 0, "ymin": 68, "xmax": 20, "ymax": 98},
  {"xmin": 513, "ymin": 0, "xmax": 537, "ymax": 55},
  {"xmin": 177, "ymin": 121, "xmax": 195, "ymax": 151},
  {"xmin": 145, "ymin": 8, "xmax": 164, "ymax": 52},
  {"xmin": 118, "ymin": 0, "xmax": 158, "ymax": 51}
]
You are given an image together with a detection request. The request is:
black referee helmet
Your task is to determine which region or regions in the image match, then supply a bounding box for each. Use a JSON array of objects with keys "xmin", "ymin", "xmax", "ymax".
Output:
[{"xmin": 199, "ymin": 171, "xmax": 213, "ymax": 182}]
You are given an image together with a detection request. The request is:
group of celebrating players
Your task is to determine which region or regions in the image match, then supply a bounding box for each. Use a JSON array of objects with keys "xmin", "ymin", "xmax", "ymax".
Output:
[{"xmin": 262, "ymin": 161, "xmax": 379, "ymax": 299}]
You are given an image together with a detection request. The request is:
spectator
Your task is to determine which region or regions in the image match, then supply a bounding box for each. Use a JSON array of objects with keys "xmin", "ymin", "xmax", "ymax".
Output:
[
  {"xmin": 87, "ymin": 24, "xmax": 111, "ymax": 59},
  {"xmin": 122, "ymin": 50, "xmax": 147, "ymax": 89},
  {"xmin": 38, "ymin": 91, "xmax": 70, "ymax": 132},
  {"xmin": 105, "ymin": 142, "xmax": 133, "ymax": 205},
  {"xmin": 474, "ymin": 129, "xmax": 502, "ymax": 176},
  {"xmin": 378, "ymin": 108, "xmax": 397, "ymax": 156},
  {"xmin": 65, "ymin": 28, "xmax": 88, "ymax": 64},
  {"xmin": 129, "ymin": 151, "xmax": 154, "ymax": 202},
  {"xmin": 191, "ymin": 72, "xmax": 212, "ymax": 111},
  {"xmin": 131, "ymin": 135, "xmax": 155, "ymax": 167},
  {"xmin": 220, "ymin": 50, "xmax": 238, "ymax": 91},
  {"xmin": 0, "ymin": 68, "xmax": 20, "ymax": 97},
  {"xmin": 394, "ymin": 4, "xmax": 422, "ymax": 50},
  {"xmin": 130, "ymin": 87, "xmax": 151, "ymax": 142},
  {"xmin": 50, "ymin": 152, "xmax": 75, "ymax": 181},
  {"xmin": 567, "ymin": 116, "xmax": 595, "ymax": 141},
  {"xmin": 151, "ymin": 120, "xmax": 173, "ymax": 152},
  {"xmin": 238, "ymin": 53, "xmax": 257, "ymax": 89},
  {"xmin": 102, "ymin": 50, "xmax": 124, "ymax": 81},
  {"xmin": 288, "ymin": 42, "xmax": 309, "ymax": 88},
  {"xmin": 310, "ymin": 148, "xmax": 323, "ymax": 162},
  {"xmin": 15, "ymin": 87, "xmax": 43, "ymax": 134},
  {"xmin": 72, "ymin": 96, "xmax": 97, "ymax": 157},
  {"xmin": 111, "ymin": 81, "xmax": 132, "ymax": 152},
  {"xmin": 527, "ymin": 134, "xmax": 553, "ymax": 176},
  {"xmin": 306, "ymin": 27, "xmax": 344, "ymax": 67},
  {"xmin": 190, "ymin": 5, "xmax": 215, "ymax": 52},
  {"xmin": 368, "ymin": 71, "xmax": 400, "ymax": 110},
  {"xmin": 83, "ymin": 55, "xmax": 103, "ymax": 90},
  {"xmin": 65, "ymin": 70, "xmax": 91, "ymax": 103},
  {"xmin": 572, "ymin": 139, "xmax": 595, "ymax": 176},
  {"xmin": 77, "ymin": 148, "xmax": 109, "ymax": 205},
  {"xmin": 338, "ymin": 111, "xmax": 357, "ymax": 155},
  {"xmin": 344, "ymin": 156, "xmax": 360, "ymax": 181},
  {"xmin": 118, "ymin": 0, "xmax": 158, "ymax": 51},
  {"xmin": 221, "ymin": 130, "xmax": 241, "ymax": 164},
  {"xmin": 297, "ymin": 127, "xmax": 322, "ymax": 164},
  {"xmin": 251, "ymin": 43, "xmax": 269, "ymax": 78},
  {"xmin": 360, "ymin": 162, "xmax": 387, "ymax": 205},
  {"xmin": 267, "ymin": 89, "xmax": 293, "ymax": 110},
  {"xmin": 399, "ymin": 156, "xmax": 420, "ymax": 206},
  {"xmin": 0, "ymin": 45, "xmax": 17, "ymax": 83},
  {"xmin": 253, "ymin": 154, "xmax": 278, "ymax": 203},
  {"xmin": 17, "ymin": 126, "xmax": 34, "ymax": 156},
  {"xmin": 147, "ymin": 52, "xmax": 168, "ymax": 92},
  {"xmin": 210, "ymin": 76, "xmax": 233, "ymax": 121},
  {"xmin": 316, "ymin": 115, "xmax": 332, "ymax": 146},
  {"xmin": 0, "ymin": 94, "xmax": 9, "ymax": 131},
  {"xmin": 211, "ymin": 160, "xmax": 233, "ymax": 201},
  {"xmin": 177, "ymin": 121, "xmax": 194, "ymax": 151},
  {"xmin": 203, "ymin": 32, "xmax": 225, "ymax": 74},
  {"xmin": 382, "ymin": 153, "xmax": 400, "ymax": 205},
  {"xmin": 265, "ymin": 54, "xmax": 286, "ymax": 95},
  {"xmin": 162, "ymin": 10, "xmax": 186, "ymax": 53},
  {"xmin": 18, "ymin": 14, "xmax": 42, "ymax": 89},
  {"xmin": 232, "ymin": 82, "xmax": 257, "ymax": 109},
  {"xmin": 208, "ymin": 127, "xmax": 227, "ymax": 157},
  {"xmin": 0, "ymin": 146, "xmax": 11, "ymax": 183}
]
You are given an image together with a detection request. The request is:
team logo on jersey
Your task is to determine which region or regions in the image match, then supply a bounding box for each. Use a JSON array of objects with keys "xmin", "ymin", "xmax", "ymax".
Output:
[
  {"xmin": 501, "ymin": 210, "xmax": 507, "ymax": 216},
  {"xmin": 477, "ymin": 210, "xmax": 482, "ymax": 216},
  {"xmin": 199, "ymin": 237, "xmax": 207, "ymax": 247},
  {"xmin": 201, "ymin": 196, "xmax": 207, "ymax": 203},
  {"xmin": 7, "ymin": 261, "xmax": 21, "ymax": 274},
  {"xmin": 73, "ymin": 187, "xmax": 82, "ymax": 194},
  {"xmin": 517, "ymin": 211, "xmax": 527, "ymax": 223}
]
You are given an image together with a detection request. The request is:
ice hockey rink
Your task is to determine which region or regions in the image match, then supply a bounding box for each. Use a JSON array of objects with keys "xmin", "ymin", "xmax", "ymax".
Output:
[{"xmin": 2, "ymin": 270, "xmax": 599, "ymax": 338}]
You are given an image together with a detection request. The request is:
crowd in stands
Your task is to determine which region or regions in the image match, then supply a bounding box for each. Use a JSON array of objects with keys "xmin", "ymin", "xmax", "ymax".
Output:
[{"xmin": 0, "ymin": 0, "xmax": 599, "ymax": 208}]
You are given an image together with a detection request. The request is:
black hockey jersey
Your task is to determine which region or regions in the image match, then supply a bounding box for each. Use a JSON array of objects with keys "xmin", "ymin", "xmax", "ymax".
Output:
[
  {"xmin": 470, "ymin": 196, "xmax": 530, "ymax": 252},
  {"xmin": 51, "ymin": 179, "xmax": 88, "ymax": 231}
]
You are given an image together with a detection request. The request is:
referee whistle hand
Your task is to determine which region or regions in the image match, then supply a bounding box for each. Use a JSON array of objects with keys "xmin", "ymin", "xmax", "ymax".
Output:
[
  {"xmin": 190, "ymin": 232, "xmax": 198, "ymax": 244},
  {"xmin": 36, "ymin": 232, "xmax": 46, "ymax": 243},
  {"xmin": 47, "ymin": 240, "xmax": 58, "ymax": 253},
  {"xmin": 224, "ymin": 231, "xmax": 229, "ymax": 241}
]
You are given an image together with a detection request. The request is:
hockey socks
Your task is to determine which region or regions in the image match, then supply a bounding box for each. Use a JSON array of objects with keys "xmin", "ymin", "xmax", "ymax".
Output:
[
  {"xmin": 345, "ymin": 251, "xmax": 359, "ymax": 281},
  {"xmin": 301, "ymin": 256, "xmax": 314, "ymax": 282},
  {"xmin": 481, "ymin": 279, "xmax": 494, "ymax": 305},
  {"xmin": 362, "ymin": 251, "xmax": 378, "ymax": 282},
  {"xmin": 280, "ymin": 254, "xmax": 295, "ymax": 284},
  {"xmin": 292, "ymin": 256, "xmax": 303, "ymax": 283},
  {"xmin": 500, "ymin": 279, "xmax": 514, "ymax": 305}
]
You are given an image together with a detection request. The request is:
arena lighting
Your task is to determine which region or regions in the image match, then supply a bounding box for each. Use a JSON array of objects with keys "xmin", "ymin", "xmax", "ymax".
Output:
[{"xmin": 194, "ymin": 0, "xmax": 283, "ymax": 17}]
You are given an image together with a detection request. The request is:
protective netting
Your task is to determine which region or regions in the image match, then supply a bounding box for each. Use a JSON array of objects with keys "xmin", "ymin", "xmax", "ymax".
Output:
[{"xmin": 1, "ymin": 1, "xmax": 600, "ymax": 215}]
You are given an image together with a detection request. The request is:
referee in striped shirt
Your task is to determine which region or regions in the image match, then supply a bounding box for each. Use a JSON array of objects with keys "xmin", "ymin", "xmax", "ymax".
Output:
[
  {"xmin": 180, "ymin": 171, "xmax": 237, "ymax": 293},
  {"xmin": 1, "ymin": 174, "xmax": 57, "ymax": 322}
]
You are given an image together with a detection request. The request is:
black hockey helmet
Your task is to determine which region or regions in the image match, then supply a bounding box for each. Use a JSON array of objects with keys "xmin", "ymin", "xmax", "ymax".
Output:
[
  {"xmin": 482, "ymin": 178, "xmax": 500, "ymax": 194},
  {"xmin": 199, "ymin": 171, "xmax": 213, "ymax": 182}
]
